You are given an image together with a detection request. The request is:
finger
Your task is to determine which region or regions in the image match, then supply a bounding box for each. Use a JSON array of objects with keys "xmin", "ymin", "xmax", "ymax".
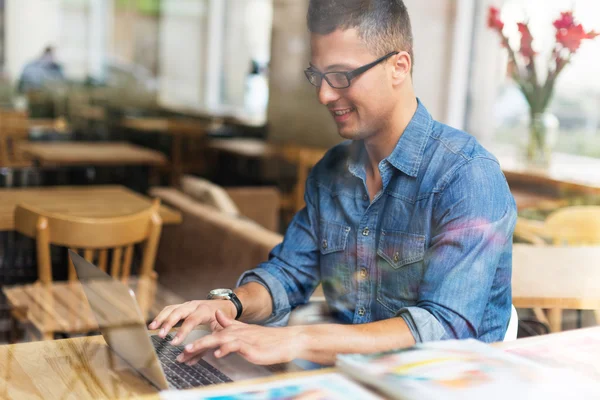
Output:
[
  {"xmin": 183, "ymin": 353, "xmax": 205, "ymax": 367},
  {"xmin": 170, "ymin": 306, "xmax": 212, "ymax": 345},
  {"xmin": 214, "ymin": 309, "xmax": 237, "ymax": 329},
  {"xmin": 209, "ymin": 319, "xmax": 224, "ymax": 332},
  {"xmin": 178, "ymin": 334, "xmax": 234, "ymax": 363},
  {"xmin": 214, "ymin": 338, "xmax": 244, "ymax": 358},
  {"xmin": 148, "ymin": 305, "xmax": 176, "ymax": 330},
  {"xmin": 159, "ymin": 308, "xmax": 193, "ymax": 338},
  {"xmin": 217, "ymin": 339, "xmax": 261, "ymax": 365}
]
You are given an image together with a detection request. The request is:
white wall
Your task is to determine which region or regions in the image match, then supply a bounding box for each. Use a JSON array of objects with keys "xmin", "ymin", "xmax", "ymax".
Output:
[
  {"xmin": 5, "ymin": 0, "xmax": 61, "ymax": 81},
  {"xmin": 158, "ymin": 0, "xmax": 208, "ymax": 110},
  {"xmin": 158, "ymin": 0, "xmax": 272, "ymax": 121},
  {"xmin": 405, "ymin": 0, "xmax": 456, "ymax": 123},
  {"xmin": 5, "ymin": 0, "xmax": 111, "ymax": 83}
]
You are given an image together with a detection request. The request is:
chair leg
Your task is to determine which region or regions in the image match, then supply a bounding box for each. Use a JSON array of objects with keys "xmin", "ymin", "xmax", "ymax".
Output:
[
  {"xmin": 533, "ymin": 307, "xmax": 550, "ymax": 326},
  {"xmin": 9, "ymin": 316, "xmax": 23, "ymax": 344},
  {"xmin": 1, "ymin": 168, "xmax": 14, "ymax": 188},
  {"xmin": 18, "ymin": 169, "xmax": 29, "ymax": 187},
  {"xmin": 576, "ymin": 310, "xmax": 583, "ymax": 329},
  {"xmin": 548, "ymin": 309, "xmax": 563, "ymax": 333}
]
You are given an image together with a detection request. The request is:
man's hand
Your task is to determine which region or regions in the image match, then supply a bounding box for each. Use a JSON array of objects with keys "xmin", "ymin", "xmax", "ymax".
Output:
[
  {"xmin": 176, "ymin": 310, "xmax": 307, "ymax": 366},
  {"xmin": 148, "ymin": 300, "xmax": 237, "ymax": 345}
]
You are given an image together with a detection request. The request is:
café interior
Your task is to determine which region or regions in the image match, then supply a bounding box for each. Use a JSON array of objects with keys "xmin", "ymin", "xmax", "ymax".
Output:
[{"xmin": 0, "ymin": 0, "xmax": 600, "ymax": 398}]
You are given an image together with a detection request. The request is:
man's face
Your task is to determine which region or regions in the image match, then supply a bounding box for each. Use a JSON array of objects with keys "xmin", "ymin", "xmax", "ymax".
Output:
[{"xmin": 310, "ymin": 29, "xmax": 397, "ymax": 140}]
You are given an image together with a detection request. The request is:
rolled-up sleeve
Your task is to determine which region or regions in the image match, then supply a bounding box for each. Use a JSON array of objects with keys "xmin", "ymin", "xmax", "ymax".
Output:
[
  {"xmin": 397, "ymin": 157, "xmax": 516, "ymax": 342},
  {"xmin": 237, "ymin": 177, "xmax": 321, "ymax": 326}
]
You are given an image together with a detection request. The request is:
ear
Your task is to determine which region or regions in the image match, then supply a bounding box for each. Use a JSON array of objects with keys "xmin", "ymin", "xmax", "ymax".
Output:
[{"xmin": 390, "ymin": 51, "xmax": 412, "ymax": 86}]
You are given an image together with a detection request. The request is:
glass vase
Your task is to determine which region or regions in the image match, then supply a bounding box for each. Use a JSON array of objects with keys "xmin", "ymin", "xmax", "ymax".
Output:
[{"xmin": 525, "ymin": 111, "xmax": 559, "ymax": 170}]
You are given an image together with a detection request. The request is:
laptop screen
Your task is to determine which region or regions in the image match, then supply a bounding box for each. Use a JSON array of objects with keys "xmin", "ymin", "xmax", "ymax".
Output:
[{"xmin": 69, "ymin": 250, "xmax": 170, "ymax": 390}]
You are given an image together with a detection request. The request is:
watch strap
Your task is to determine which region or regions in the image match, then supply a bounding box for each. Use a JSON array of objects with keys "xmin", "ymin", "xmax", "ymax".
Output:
[{"xmin": 229, "ymin": 292, "xmax": 243, "ymax": 320}]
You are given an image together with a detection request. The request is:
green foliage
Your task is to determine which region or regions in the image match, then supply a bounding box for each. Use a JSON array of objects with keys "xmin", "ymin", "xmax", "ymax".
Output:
[{"xmin": 116, "ymin": 0, "xmax": 160, "ymax": 15}]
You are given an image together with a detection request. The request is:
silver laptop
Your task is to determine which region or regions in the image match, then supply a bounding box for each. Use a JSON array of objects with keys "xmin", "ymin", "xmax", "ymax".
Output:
[{"xmin": 69, "ymin": 250, "xmax": 277, "ymax": 390}]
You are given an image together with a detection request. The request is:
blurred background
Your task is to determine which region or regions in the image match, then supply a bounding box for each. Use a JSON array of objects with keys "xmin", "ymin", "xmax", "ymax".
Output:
[
  {"xmin": 1, "ymin": 0, "xmax": 598, "ymax": 150},
  {"xmin": 1, "ymin": 0, "xmax": 600, "ymax": 345}
]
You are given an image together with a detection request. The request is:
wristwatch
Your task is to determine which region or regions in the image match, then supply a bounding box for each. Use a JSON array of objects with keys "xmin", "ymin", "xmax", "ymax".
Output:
[{"xmin": 207, "ymin": 289, "xmax": 243, "ymax": 320}]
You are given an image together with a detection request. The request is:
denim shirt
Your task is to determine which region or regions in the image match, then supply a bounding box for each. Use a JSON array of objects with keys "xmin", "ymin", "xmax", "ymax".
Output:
[{"xmin": 238, "ymin": 100, "xmax": 517, "ymax": 343}]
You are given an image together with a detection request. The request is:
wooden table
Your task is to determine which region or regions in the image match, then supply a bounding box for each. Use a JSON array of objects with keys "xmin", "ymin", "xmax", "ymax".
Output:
[
  {"xmin": 1, "ymin": 326, "xmax": 598, "ymax": 400},
  {"xmin": 0, "ymin": 185, "xmax": 181, "ymax": 231},
  {"xmin": 3, "ymin": 277, "xmax": 184, "ymax": 341},
  {"xmin": 0, "ymin": 335, "xmax": 157, "ymax": 399},
  {"xmin": 18, "ymin": 142, "xmax": 167, "ymax": 168},
  {"xmin": 121, "ymin": 117, "xmax": 211, "ymax": 186},
  {"xmin": 120, "ymin": 117, "xmax": 170, "ymax": 133},
  {"xmin": 512, "ymin": 243, "xmax": 600, "ymax": 332},
  {"xmin": 492, "ymin": 145, "xmax": 600, "ymax": 197},
  {"xmin": 28, "ymin": 118, "xmax": 71, "ymax": 134},
  {"xmin": 510, "ymin": 189, "xmax": 567, "ymax": 211}
]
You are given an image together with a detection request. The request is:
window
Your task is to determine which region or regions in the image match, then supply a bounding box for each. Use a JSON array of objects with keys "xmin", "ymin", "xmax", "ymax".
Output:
[
  {"xmin": 467, "ymin": 0, "xmax": 600, "ymax": 158},
  {"xmin": 158, "ymin": 0, "xmax": 272, "ymax": 124}
]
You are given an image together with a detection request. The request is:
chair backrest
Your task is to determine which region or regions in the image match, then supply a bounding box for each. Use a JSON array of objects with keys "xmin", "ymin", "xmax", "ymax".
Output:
[
  {"xmin": 514, "ymin": 217, "xmax": 546, "ymax": 245},
  {"xmin": 275, "ymin": 144, "xmax": 327, "ymax": 214},
  {"xmin": 294, "ymin": 147, "xmax": 327, "ymax": 212},
  {"xmin": 0, "ymin": 110, "xmax": 30, "ymax": 166},
  {"xmin": 544, "ymin": 206, "xmax": 600, "ymax": 245},
  {"xmin": 14, "ymin": 200, "xmax": 162, "ymax": 284},
  {"xmin": 180, "ymin": 175, "xmax": 240, "ymax": 216}
]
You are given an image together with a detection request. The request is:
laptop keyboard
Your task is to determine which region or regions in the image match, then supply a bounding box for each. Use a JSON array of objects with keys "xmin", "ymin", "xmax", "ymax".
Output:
[{"xmin": 151, "ymin": 334, "xmax": 232, "ymax": 390}]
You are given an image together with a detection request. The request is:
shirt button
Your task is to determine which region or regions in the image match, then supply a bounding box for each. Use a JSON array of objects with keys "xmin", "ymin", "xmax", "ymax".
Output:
[
  {"xmin": 322, "ymin": 239, "xmax": 328, "ymax": 250},
  {"xmin": 363, "ymin": 194, "xmax": 369, "ymax": 201},
  {"xmin": 360, "ymin": 268, "xmax": 367, "ymax": 278},
  {"xmin": 362, "ymin": 227, "xmax": 370, "ymax": 236},
  {"xmin": 358, "ymin": 307, "xmax": 365, "ymax": 316}
]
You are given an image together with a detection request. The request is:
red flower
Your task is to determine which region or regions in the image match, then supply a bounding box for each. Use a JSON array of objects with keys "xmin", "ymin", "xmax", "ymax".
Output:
[
  {"xmin": 518, "ymin": 23, "xmax": 535, "ymax": 59},
  {"xmin": 487, "ymin": 6, "xmax": 504, "ymax": 31},
  {"xmin": 586, "ymin": 31, "xmax": 600, "ymax": 39},
  {"xmin": 556, "ymin": 23, "xmax": 596, "ymax": 52},
  {"xmin": 553, "ymin": 11, "xmax": 575, "ymax": 30}
]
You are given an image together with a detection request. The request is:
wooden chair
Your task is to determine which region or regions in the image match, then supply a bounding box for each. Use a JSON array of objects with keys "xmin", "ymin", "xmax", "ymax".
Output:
[
  {"xmin": 515, "ymin": 206, "xmax": 600, "ymax": 331},
  {"xmin": 166, "ymin": 118, "xmax": 212, "ymax": 187},
  {"xmin": 0, "ymin": 110, "xmax": 32, "ymax": 170},
  {"xmin": 514, "ymin": 217, "xmax": 546, "ymax": 245},
  {"xmin": 276, "ymin": 145, "xmax": 327, "ymax": 224},
  {"xmin": 544, "ymin": 206, "xmax": 600, "ymax": 245},
  {"xmin": 10, "ymin": 200, "xmax": 163, "ymax": 340}
]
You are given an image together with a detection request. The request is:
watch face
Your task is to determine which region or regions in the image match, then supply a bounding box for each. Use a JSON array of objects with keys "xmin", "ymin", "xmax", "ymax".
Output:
[{"xmin": 210, "ymin": 288, "xmax": 232, "ymax": 298}]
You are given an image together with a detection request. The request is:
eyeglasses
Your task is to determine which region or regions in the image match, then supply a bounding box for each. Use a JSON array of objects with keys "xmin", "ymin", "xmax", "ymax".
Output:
[{"xmin": 304, "ymin": 51, "xmax": 399, "ymax": 89}]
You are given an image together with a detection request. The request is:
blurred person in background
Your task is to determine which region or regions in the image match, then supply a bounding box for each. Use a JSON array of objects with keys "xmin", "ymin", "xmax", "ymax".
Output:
[
  {"xmin": 17, "ymin": 46, "xmax": 65, "ymax": 94},
  {"xmin": 16, "ymin": 46, "xmax": 65, "ymax": 117}
]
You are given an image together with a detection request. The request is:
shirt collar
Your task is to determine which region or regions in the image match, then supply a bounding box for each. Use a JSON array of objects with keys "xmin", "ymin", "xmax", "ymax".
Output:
[{"xmin": 348, "ymin": 99, "xmax": 433, "ymax": 178}]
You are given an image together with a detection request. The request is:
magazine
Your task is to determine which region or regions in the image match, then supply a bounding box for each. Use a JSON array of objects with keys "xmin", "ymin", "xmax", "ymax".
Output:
[{"xmin": 336, "ymin": 339, "xmax": 600, "ymax": 400}]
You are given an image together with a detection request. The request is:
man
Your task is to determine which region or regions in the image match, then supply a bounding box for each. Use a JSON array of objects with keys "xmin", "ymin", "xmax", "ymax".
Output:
[
  {"xmin": 150, "ymin": 0, "xmax": 516, "ymax": 366},
  {"xmin": 17, "ymin": 46, "xmax": 65, "ymax": 94}
]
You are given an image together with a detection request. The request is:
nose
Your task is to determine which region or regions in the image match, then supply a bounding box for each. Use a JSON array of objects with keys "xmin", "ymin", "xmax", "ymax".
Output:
[{"xmin": 317, "ymin": 80, "xmax": 341, "ymax": 106}]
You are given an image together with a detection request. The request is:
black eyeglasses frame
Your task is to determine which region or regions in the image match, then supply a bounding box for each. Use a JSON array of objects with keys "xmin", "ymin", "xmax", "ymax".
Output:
[{"xmin": 304, "ymin": 51, "xmax": 399, "ymax": 89}]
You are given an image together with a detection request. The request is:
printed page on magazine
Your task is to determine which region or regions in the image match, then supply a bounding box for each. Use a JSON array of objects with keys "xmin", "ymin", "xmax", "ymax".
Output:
[{"xmin": 336, "ymin": 339, "xmax": 600, "ymax": 400}]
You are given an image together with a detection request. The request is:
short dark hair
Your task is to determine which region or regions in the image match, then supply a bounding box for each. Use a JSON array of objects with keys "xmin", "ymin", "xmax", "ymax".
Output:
[{"xmin": 307, "ymin": 0, "xmax": 414, "ymax": 68}]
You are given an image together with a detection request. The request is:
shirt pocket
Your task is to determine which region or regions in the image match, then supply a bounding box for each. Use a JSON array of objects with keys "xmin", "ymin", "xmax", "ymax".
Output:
[
  {"xmin": 319, "ymin": 219, "xmax": 353, "ymax": 307},
  {"xmin": 376, "ymin": 230, "xmax": 426, "ymax": 313}
]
